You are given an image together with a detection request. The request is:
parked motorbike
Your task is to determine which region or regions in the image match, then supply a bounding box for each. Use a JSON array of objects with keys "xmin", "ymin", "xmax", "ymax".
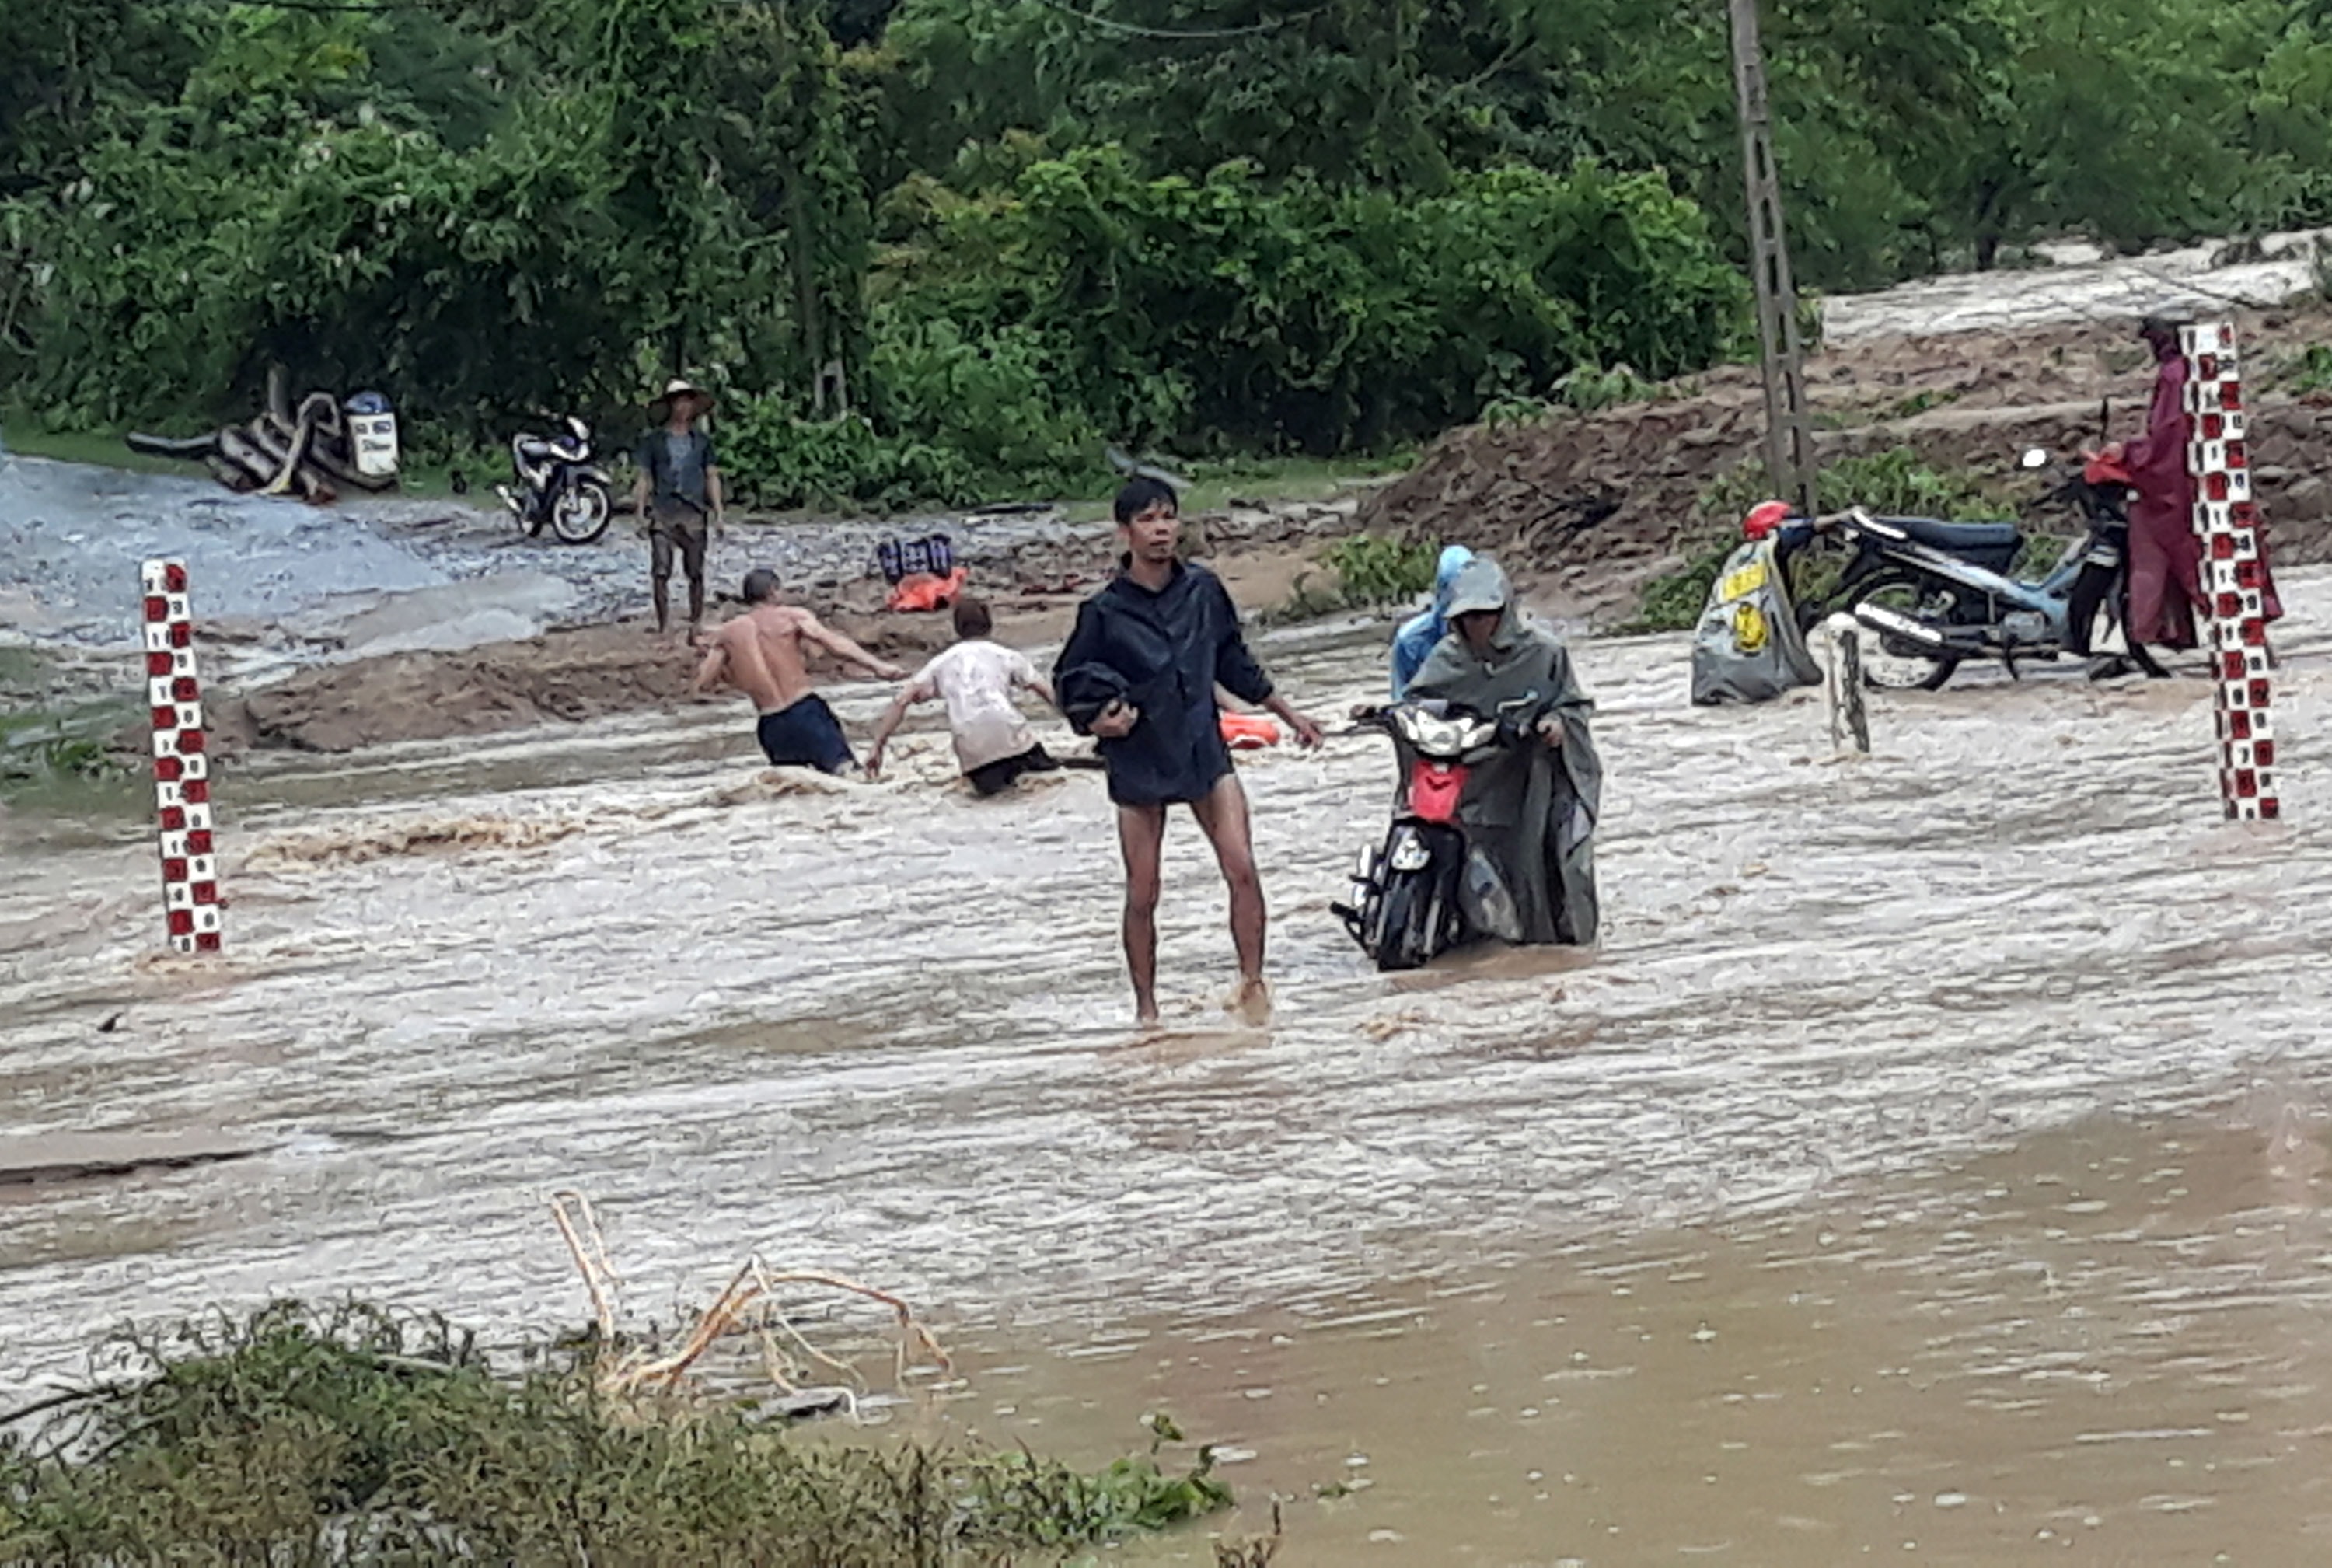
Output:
[
  {"xmin": 495, "ymin": 415, "xmax": 613, "ymax": 545},
  {"xmin": 1787, "ymin": 448, "xmax": 2163, "ymax": 690},
  {"xmin": 1332, "ymin": 697, "xmax": 1535, "ymax": 972}
]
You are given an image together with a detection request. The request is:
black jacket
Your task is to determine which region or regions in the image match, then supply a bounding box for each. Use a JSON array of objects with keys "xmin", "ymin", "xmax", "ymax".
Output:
[{"xmin": 1053, "ymin": 560, "xmax": 1274, "ymax": 806}]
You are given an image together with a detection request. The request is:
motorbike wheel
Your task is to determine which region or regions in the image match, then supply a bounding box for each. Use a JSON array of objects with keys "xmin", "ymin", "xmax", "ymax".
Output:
[
  {"xmin": 1855, "ymin": 576, "xmax": 1961, "ymax": 692},
  {"xmin": 1370, "ymin": 869, "xmax": 1438, "ymax": 973},
  {"xmin": 550, "ymin": 480, "xmax": 613, "ymax": 546}
]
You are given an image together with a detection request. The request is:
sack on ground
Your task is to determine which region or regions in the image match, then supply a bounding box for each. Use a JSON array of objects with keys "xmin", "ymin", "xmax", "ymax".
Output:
[{"xmin": 1689, "ymin": 536, "xmax": 1822, "ymax": 705}]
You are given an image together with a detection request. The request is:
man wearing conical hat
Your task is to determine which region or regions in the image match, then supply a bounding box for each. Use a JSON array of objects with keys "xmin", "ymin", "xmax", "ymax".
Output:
[{"xmin": 632, "ymin": 376, "xmax": 724, "ymax": 641}]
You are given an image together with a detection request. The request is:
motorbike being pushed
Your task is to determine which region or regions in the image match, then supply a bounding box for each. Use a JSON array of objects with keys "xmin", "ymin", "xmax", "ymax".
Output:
[
  {"xmin": 1789, "ymin": 448, "xmax": 2164, "ymax": 690},
  {"xmin": 1332, "ymin": 697, "xmax": 1536, "ymax": 972},
  {"xmin": 495, "ymin": 415, "xmax": 613, "ymax": 545}
]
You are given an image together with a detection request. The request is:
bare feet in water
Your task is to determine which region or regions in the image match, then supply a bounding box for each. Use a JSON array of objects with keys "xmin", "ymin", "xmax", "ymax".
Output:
[{"xmin": 1225, "ymin": 976, "xmax": 1272, "ymax": 1028}]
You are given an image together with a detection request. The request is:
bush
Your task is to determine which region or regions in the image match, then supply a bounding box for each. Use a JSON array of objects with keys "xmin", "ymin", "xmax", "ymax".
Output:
[
  {"xmin": 1698, "ymin": 446, "xmax": 1996, "ymax": 526},
  {"xmin": 1322, "ymin": 535, "xmax": 1440, "ymax": 606},
  {"xmin": 0, "ymin": 1301, "xmax": 1233, "ymax": 1564},
  {"xmin": 0, "ymin": 700, "xmax": 136, "ymax": 793},
  {"xmin": 862, "ymin": 315, "xmax": 1102, "ymax": 494},
  {"xmin": 881, "ymin": 148, "xmax": 1748, "ymax": 457},
  {"xmin": 716, "ymin": 317, "xmax": 1108, "ymax": 511},
  {"xmin": 2282, "ymin": 341, "xmax": 2332, "ymax": 395},
  {"xmin": 720, "ymin": 399, "xmax": 972, "ymax": 512}
]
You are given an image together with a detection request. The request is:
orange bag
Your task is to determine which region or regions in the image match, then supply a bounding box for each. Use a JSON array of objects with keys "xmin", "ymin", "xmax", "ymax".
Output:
[
  {"xmin": 1218, "ymin": 711, "xmax": 1281, "ymax": 750},
  {"xmin": 885, "ymin": 566, "xmax": 970, "ymax": 613}
]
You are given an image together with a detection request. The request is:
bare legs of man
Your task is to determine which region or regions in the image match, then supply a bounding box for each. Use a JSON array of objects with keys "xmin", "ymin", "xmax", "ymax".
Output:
[
  {"xmin": 650, "ymin": 564, "xmax": 707, "ymax": 639},
  {"xmin": 1115, "ymin": 772, "xmax": 1268, "ymax": 1027},
  {"xmin": 648, "ymin": 526, "xmax": 708, "ymax": 641}
]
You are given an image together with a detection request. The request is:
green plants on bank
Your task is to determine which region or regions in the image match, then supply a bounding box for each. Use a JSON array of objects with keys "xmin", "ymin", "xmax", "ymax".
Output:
[
  {"xmin": 1550, "ymin": 364, "xmax": 1663, "ymax": 414},
  {"xmin": 0, "ymin": 1301, "xmax": 1234, "ymax": 1564},
  {"xmin": 2281, "ymin": 342, "xmax": 2332, "ymax": 395},
  {"xmin": 1321, "ymin": 536, "xmax": 1440, "ymax": 607},
  {"xmin": 0, "ymin": 700, "xmax": 136, "ymax": 797}
]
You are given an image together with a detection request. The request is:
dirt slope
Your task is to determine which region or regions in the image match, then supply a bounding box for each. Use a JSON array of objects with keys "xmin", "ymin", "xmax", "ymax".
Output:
[{"xmin": 1363, "ymin": 313, "xmax": 2332, "ymax": 626}]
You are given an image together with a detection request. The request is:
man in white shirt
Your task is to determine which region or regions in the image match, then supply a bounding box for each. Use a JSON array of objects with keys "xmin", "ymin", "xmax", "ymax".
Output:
[{"xmin": 865, "ymin": 596, "xmax": 1084, "ymax": 794}]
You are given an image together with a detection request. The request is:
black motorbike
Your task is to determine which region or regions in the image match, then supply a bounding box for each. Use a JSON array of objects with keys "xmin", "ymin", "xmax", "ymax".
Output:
[
  {"xmin": 1786, "ymin": 449, "xmax": 2163, "ymax": 690},
  {"xmin": 1332, "ymin": 699, "xmax": 1535, "ymax": 971},
  {"xmin": 495, "ymin": 415, "xmax": 613, "ymax": 545}
]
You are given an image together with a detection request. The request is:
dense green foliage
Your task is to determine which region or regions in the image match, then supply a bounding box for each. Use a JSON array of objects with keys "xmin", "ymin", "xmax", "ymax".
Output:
[
  {"xmin": 1322, "ymin": 535, "xmax": 1442, "ymax": 607},
  {"xmin": 4, "ymin": 0, "xmax": 2329, "ymax": 505},
  {"xmin": 0, "ymin": 1301, "xmax": 1232, "ymax": 1563}
]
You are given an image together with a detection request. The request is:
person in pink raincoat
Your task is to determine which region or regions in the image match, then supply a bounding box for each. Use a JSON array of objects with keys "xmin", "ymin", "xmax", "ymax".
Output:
[{"xmin": 2097, "ymin": 315, "xmax": 2281, "ymax": 658}]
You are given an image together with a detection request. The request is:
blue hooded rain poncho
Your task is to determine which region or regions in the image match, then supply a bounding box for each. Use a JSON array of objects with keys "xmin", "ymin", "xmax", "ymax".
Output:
[{"xmin": 1388, "ymin": 545, "xmax": 1475, "ymax": 698}]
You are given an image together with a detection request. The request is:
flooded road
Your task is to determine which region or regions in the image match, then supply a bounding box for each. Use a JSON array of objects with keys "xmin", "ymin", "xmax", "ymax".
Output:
[{"xmin": 3, "ymin": 578, "xmax": 2329, "ymax": 1563}]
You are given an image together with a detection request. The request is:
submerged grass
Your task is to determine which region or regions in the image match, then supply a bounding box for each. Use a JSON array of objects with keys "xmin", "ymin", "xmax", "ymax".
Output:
[
  {"xmin": 0, "ymin": 1301, "xmax": 1234, "ymax": 1566},
  {"xmin": 0, "ymin": 696, "xmax": 139, "ymax": 808}
]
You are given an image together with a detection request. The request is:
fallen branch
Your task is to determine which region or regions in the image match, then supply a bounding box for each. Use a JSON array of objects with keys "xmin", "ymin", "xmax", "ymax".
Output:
[{"xmin": 546, "ymin": 1191, "xmax": 948, "ymax": 1409}]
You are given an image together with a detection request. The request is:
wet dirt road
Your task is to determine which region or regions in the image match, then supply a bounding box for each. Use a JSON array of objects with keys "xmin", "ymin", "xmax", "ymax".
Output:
[{"xmin": 3, "ymin": 580, "xmax": 2329, "ymax": 1564}]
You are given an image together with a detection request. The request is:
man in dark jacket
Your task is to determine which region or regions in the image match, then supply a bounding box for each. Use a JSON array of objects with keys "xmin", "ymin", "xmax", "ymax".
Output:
[{"xmin": 1054, "ymin": 477, "xmax": 1323, "ymax": 1025}]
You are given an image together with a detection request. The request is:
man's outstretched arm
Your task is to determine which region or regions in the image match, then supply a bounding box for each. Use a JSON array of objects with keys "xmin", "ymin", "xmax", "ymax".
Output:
[
  {"xmin": 804, "ymin": 615, "xmax": 907, "ymax": 682},
  {"xmin": 864, "ymin": 679, "xmax": 934, "ymax": 778},
  {"xmin": 1008, "ymin": 651, "xmax": 1059, "ymax": 710},
  {"xmin": 1208, "ymin": 575, "xmax": 1322, "ymax": 747}
]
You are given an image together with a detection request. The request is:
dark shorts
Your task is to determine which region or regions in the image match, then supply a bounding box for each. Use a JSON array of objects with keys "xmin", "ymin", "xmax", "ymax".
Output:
[
  {"xmin": 756, "ymin": 695, "xmax": 854, "ymax": 774},
  {"xmin": 965, "ymin": 744, "xmax": 1062, "ymax": 797},
  {"xmin": 649, "ymin": 502, "xmax": 708, "ymax": 582}
]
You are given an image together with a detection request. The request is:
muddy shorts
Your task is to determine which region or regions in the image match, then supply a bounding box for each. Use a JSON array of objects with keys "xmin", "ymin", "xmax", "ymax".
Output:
[
  {"xmin": 757, "ymin": 695, "xmax": 854, "ymax": 774},
  {"xmin": 648, "ymin": 502, "xmax": 708, "ymax": 584},
  {"xmin": 965, "ymin": 744, "xmax": 1062, "ymax": 797}
]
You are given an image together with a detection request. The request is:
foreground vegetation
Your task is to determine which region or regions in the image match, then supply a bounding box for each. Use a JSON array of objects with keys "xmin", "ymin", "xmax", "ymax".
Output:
[
  {"xmin": 6, "ymin": 0, "xmax": 2329, "ymax": 506},
  {"xmin": 0, "ymin": 1302, "xmax": 1233, "ymax": 1565}
]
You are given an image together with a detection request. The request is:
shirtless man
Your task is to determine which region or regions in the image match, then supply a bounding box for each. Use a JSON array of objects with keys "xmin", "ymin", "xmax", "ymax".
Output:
[{"xmin": 691, "ymin": 568, "xmax": 906, "ymax": 773}]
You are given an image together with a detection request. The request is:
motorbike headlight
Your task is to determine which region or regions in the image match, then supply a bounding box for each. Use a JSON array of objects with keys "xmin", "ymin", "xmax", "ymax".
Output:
[
  {"xmin": 1397, "ymin": 712, "xmax": 1461, "ymax": 753},
  {"xmin": 1388, "ymin": 829, "xmax": 1432, "ymax": 873}
]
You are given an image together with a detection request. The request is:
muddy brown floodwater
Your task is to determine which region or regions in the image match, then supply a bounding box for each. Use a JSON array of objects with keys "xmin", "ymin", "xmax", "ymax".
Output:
[{"xmin": 4, "ymin": 577, "xmax": 2330, "ymax": 1565}]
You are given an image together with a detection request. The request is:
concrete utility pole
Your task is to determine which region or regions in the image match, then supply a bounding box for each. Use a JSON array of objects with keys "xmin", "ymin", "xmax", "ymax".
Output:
[{"xmin": 1728, "ymin": 0, "xmax": 1817, "ymax": 518}]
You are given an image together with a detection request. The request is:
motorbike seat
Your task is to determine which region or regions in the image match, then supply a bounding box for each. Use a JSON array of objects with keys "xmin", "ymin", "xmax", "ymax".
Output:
[
  {"xmin": 1877, "ymin": 515, "xmax": 2023, "ymax": 556},
  {"xmin": 513, "ymin": 435, "xmax": 564, "ymax": 463}
]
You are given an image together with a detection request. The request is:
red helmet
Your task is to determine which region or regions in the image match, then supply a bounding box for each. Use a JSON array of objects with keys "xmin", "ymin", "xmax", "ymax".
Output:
[{"xmin": 1741, "ymin": 499, "xmax": 1792, "ymax": 540}]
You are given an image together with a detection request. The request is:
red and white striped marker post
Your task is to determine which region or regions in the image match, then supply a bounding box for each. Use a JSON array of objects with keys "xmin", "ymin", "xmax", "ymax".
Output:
[
  {"xmin": 2180, "ymin": 322, "xmax": 2277, "ymax": 820},
  {"xmin": 141, "ymin": 558, "xmax": 223, "ymax": 952}
]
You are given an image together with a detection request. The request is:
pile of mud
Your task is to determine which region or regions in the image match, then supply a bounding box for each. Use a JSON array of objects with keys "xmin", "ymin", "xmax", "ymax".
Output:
[
  {"xmin": 204, "ymin": 612, "xmax": 980, "ymax": 756},
  {"xmin": 1364, "ymin": 313, "xmax": 2332, "ymax": 625},
  {"xmin": 208, "ymin": 626, "xmax": 700, "ymax": 754}
]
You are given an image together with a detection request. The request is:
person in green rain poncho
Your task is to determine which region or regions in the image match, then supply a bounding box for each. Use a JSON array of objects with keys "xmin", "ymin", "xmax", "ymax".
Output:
[{"xmin": 1405, "ymin": 557, "xmax": 1603, "ymax": 948}]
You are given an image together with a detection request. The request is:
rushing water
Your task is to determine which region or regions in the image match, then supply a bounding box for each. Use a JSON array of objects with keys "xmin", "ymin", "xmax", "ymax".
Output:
[{"xmin": 3, "ymin": 578, "xmax": 2328, "ymax": 1563}]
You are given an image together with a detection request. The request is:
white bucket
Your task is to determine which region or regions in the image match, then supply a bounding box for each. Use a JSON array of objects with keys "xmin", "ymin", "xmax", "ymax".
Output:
[{"xmin": 351, "ymin": 412, "xmax": 400, "ymax": 477}]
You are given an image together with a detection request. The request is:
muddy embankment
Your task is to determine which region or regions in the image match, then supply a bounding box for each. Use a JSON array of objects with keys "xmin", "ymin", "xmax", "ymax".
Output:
[
  {"xmin": 204, "ymin": 501, "xmax": 1356, "ymax": 754},
  {"xmin": 1363, "ymin": 311, "xmax": 2332, "ymax": 624}
]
